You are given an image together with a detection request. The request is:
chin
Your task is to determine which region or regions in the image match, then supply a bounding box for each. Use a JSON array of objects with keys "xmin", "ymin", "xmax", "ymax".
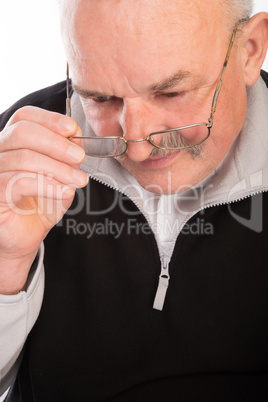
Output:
[
  {"xmin": 123, "ymin": 168, "xmax": 196, "ymax": 195},
  {"xmin": 118, "ymin": 156, "xmax": 210, "ymax": 195}
]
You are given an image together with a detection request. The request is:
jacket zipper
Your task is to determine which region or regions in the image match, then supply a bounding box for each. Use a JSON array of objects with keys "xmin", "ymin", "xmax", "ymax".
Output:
[{"xmin": 153, "ymin": 255, "xmax": 170, "ymax": 311}]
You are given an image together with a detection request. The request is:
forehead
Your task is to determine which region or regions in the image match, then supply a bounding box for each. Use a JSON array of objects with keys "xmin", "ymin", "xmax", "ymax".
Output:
[{"xmin": 61, "ymin": 0, "xmax": 226, "ymax": 94}]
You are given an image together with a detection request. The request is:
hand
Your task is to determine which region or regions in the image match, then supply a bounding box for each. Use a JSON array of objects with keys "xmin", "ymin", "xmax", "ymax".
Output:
[{"xmin": 0, "ymin": 106, "xmax": 88, "ymax": 294}]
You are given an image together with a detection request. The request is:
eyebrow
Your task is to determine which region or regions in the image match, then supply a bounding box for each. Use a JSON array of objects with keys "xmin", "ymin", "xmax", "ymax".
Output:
[
  {"xmin": 148, "ymin": 70, "xmax": 191, "ymax": 92},
  {"xmin": 72, "ymin": 84, "xmax": 104, "ymax": 99},
  {"xmin": 72, "ymin": 69, "xmax": 192, "ymax": 99}
]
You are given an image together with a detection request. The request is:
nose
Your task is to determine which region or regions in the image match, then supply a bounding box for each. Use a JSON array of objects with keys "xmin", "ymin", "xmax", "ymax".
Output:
[{"xmin": 119, "ymin": 98, "xmax": 156, "ymax": 161}]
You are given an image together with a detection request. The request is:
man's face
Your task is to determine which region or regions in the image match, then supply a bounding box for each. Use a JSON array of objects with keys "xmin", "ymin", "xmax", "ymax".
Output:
[{"xmin": 61, "ymin": 0, "xmax": 248, "ymax": 194}]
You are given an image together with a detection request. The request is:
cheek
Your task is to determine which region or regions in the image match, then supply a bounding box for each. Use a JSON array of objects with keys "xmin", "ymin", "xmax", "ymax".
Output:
[
  {"xmin": 202, "ymin": 86, "xmax": 247, "ymax": 163},
  {"xmin": 80, "ymin": 99, "xmax": 123, "ymax": 137},
  {"xmin": 215, "ymin": 83, "xmax": 247, "ymax": 143}
]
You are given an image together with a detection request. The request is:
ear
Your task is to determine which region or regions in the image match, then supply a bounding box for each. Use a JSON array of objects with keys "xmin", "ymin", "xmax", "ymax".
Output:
[{"xmin": 241, "ymin": 12, "xmax": 268, "ymax": 86}]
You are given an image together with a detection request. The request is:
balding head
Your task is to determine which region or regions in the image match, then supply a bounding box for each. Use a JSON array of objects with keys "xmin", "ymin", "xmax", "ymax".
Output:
[{"xmin": 58, "ymin": 0, "xmax": 253, "ymax": 34}]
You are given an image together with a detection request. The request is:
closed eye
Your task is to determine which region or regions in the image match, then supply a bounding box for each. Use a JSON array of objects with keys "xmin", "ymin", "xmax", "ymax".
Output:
[
  {"xmin": 161, "ymin": 91, "xmax": 186, "ymax": 99},
  {"xmin": 92, "ymin": 96, "xmax": 114, "ymax": 103}
]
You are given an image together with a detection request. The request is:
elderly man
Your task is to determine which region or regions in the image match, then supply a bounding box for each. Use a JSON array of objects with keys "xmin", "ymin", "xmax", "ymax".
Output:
[{"xmin": 0, "ymin": 0, "xmax": 268, "ymax": 400}]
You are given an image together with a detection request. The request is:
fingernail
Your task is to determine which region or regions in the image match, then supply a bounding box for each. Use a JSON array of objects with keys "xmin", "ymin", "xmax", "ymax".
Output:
[
  {"xmin": 59, "ymin": 116, "xmax": 75, "ymax": 132},
  {"xmin": 73, "ymin": 169, "xmax": 89, "ymax": 186},
  {"xmin": 68, "ymin": 145, "xmax": 85, "ymax": 162},
  {"xmin": 63, "ymin": 186, "xmax": 76, "ymax": 197}
]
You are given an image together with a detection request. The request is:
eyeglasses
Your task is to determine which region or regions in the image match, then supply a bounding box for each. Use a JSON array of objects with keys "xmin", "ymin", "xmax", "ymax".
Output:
[{"xmin": 66, "ymin": 20, "xmax": 244, "ymax": 158}]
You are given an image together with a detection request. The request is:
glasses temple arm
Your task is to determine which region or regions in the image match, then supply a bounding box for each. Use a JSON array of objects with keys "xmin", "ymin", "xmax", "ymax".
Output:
[
  {"xmin": 208, "ymin": 68, "xmax": 225, "ymax": 126},
  {"xmin": 208, "ymin": 20, "xmax": 243, "ymax": 126},
  {"xmin": 66, "ymin": 62, "xmax": 72, "ymax": 117}
]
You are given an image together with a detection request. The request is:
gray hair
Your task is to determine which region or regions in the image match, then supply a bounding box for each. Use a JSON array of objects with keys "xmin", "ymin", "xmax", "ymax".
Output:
[{"xmin": 220, "ymin": 0, "xmax": 254, "ymax": 32}]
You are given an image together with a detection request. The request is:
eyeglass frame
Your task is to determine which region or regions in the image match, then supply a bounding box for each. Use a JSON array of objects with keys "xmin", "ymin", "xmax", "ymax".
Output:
[{"xmin": 66, "ymin": 19, "xmax": 246, "ymax": 158}]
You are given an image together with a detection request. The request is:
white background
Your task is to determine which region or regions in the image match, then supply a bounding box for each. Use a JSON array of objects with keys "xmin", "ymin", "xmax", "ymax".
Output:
[
  {"xmin": 0, "ymin": 0, "xmax": 268, "ymax": 400},
  {"xmin": 0, "ymin": 0, "xmax": 268, "ymax": 113}
]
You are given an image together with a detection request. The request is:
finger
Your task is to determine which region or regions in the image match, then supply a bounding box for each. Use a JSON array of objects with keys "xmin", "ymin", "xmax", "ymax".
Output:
[
  {"xmin": 0, "ymin": 172, "xmax": 76, "ymax": 210},
  {"xmin": 0, "ymin": 149, "xmax": 89, "ymax": 189},
  {"xmin": 5, "ymin": 106, "xmax": 78, "ymax": 138},
  {"xmin": 0, "ymin": 120, "xmax": 85, "ymax": 165}
]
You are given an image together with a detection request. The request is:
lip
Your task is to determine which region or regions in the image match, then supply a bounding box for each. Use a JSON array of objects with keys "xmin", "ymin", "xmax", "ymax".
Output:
[{"xmin": 138, "ymin": 150, "xmax": 180, "ymax": 169}]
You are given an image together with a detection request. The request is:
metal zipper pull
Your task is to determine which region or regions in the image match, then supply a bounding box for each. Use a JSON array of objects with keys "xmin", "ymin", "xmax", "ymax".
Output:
[{"xmin": 153, "ymin": 256, "xmax": 170, "ymax": 311}]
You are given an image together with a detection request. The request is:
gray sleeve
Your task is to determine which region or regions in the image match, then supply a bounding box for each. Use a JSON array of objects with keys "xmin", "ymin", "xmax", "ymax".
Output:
[{"xmin": 0, "ymin": 243, "xmax": 45, "ymax": 395}]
